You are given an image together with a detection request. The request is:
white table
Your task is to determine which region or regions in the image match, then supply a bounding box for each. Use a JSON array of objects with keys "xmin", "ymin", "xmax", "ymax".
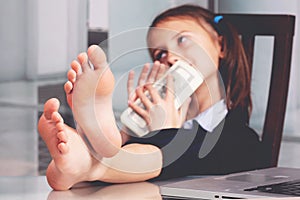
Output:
[{"xmin": 0, "ymin": 176, "xmax": 164, "ymax": 200}]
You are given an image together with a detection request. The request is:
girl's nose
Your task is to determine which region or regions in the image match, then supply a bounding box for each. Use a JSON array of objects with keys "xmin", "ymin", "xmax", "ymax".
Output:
[{"xmin": 166, "ymin": 52, "xmax": 180, "ymax": 67}]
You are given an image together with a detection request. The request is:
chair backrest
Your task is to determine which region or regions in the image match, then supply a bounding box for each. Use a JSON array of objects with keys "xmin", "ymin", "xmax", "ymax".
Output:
[{"xmin": 222, "ymin": 14, "xmax": 295, "ymax": 167}]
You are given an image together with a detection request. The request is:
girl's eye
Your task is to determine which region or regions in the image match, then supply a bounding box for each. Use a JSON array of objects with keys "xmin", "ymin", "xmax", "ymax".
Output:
[
  {"xmin": 154, "ymin": 50, "xmax": 167, "ymax": 61},
  {"xmin": 177, "ymin": 36, "xmax": 187, "ymax": 45}
]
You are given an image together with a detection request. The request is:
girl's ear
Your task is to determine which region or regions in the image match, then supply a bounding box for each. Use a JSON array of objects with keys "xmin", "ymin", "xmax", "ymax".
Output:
[{"xmin": 218, "ymin": 36, "xmax": 225, "ymax": 58}]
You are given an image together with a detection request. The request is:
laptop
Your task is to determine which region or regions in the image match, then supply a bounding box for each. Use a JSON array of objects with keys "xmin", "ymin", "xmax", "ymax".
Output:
[{"xmin": 160, "ymin": 167, "xmax": 300, "ymax": 199}]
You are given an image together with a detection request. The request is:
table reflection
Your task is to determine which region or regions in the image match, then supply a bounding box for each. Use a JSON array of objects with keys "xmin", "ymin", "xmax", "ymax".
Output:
[{"xmin": 47, "ymin": 181, "xmax": 162, "ymax": 200}]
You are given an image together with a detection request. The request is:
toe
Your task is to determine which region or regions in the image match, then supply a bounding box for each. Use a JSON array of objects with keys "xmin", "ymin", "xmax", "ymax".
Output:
[
  {"xmin": 52, "ymin": 111, "xmax": 64, "ymax": 124},
  {"xmin": 58, "ymin": 142, "xmax": 69, "ymax": 154},
  {"xmin": 57, "ymin": 131, "xmax": 68, "ymax": 143},
  {"xmin": 67, "ymin": 69, "xmax": 76, "ymax": 84},
  {"xmin": 87, "ymin": 45, "xmax": 107, "ymax": 70},
  {"xmin": 44, "ymin": 98, "xmax": 60, "ymax": 120},
  {"xmin": 64, "ymin": 81, "xmax": 73, "ymax": 95},
  {"xmin": 71, "ymin": 60, "xmax": 82, "ymax": 75},
  {"xmin": 56, "ymin": 121, "xmax": 65, "ymax": 132},
  {"xmin": 77, "ymin": 53, "xmax": 91, "ymax": 72}
]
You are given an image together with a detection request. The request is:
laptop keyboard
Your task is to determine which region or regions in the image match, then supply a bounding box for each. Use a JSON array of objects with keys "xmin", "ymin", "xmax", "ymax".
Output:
[{"xmin": 245, "ymin": 179, "xmax": 300, "ymax": 196}]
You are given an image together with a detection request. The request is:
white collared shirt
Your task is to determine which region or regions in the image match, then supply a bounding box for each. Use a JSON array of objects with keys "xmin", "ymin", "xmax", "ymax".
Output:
[{"xmin": 183, "ymin": 99, "xmax": 228, "ymax": 132}]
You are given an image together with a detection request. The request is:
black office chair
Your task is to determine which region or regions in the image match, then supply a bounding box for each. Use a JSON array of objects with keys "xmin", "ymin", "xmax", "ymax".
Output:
[{"xmin": 222, "ymin": 14, "xmax": 295, "ymax": 167}]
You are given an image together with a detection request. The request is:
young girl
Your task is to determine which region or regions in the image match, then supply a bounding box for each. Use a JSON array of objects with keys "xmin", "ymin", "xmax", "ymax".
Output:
[
  {"xmin": 125, "ymin": 4, "xmax": 268, "ymax": 179},
  {"xmin": 38, "ymin": 4, "xmax": 268, "ymax": 190}
]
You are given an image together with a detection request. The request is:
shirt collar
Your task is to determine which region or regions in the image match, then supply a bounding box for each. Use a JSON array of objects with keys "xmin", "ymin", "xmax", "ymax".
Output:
[{"xmin": 183, "ymin": 99, "xmax": 228, "ymax": 132}]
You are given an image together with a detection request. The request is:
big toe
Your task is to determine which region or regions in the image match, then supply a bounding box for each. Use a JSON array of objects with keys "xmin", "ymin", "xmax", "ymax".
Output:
[
  {"xmin": 87, "ymin": 45, "xmax": 107, "ymax": 70},
  {"xmin": 44, "ymin": 98, "xmax": 60, "ymax": 120}
]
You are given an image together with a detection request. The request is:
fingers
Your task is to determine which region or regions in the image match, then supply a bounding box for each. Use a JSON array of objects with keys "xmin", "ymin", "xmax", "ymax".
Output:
[
  {"xmin": 136, "ymin": 62, "xmax": 170, "ymax": 106},
  {"xmin": 135, "ymin": 87, "xmax": 153, "ymax": 109},
  {"xmin": 137, "ymin": 61, "xmax": 166, "ymax": 87},
  {"xmin": 146, "ymin": 61, "xmax": 167, "ymax": 84},
  {"xmin": 128, "ymin": 85, "xmax": 161, "ymax": 125},
  {"xmin": 128, "ymin": 61, "xmax": 166, "ymax": 102},
  {"xmin": 128, "ymin": 98, "xmax": 151, "ymax": 125},
  {"xmin": 156, "ymin": 63, "xmax": 167, "ymax": 80},
  {"xmin": 127, "ymin": 70, "xmax": 136, "ymax": 101},
  {"xmin": 145, "ymin": 84, "xmax": 161, "ymax": 104},
  {"xmin": 127, "ymin": 61, "xmax": 170, "ymax": 127},
  {"xmin": 138, "ymin": 63, "xmax": 151, "ymax": 86},
  {"xmin": 146, "ymin": 61, "xmax": 160, "ymax": 84}
]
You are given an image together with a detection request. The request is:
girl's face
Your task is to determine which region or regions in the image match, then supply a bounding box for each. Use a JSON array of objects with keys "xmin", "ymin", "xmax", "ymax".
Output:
[
  {"xmin": 147, "ymin": 18, "xmax": 226, "ymax": 116},
  {"xmin": 147, "ymin": 18, "xmax": 224, "ymax": 78}
]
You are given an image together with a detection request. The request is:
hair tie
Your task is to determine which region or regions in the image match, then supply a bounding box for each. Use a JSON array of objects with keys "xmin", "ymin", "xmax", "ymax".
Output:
[{"xmin": 214, "ymin": 15, "xmax": 223, "ymax": 24}]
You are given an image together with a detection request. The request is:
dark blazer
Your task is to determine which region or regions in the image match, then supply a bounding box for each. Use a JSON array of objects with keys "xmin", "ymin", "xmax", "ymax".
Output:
[{"xmin": 126, "ymin": 108, "xmax": 269, "ymax": 180}]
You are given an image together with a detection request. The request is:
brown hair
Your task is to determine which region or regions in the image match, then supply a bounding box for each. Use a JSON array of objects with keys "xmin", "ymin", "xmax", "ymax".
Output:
[{"xmin": 148, "ymin": 4, "xmax": 252, "ymax": 117}]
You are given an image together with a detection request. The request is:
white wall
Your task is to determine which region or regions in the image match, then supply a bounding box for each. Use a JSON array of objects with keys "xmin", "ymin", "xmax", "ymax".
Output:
[
  {"xmin": 217, "ymin": 0, "xmax": 300, "ymax": 137},
  {"xmin": 27, "ymin": 0, "xmax": 88, "ymax": 79},
  {"xmin": 0, "ymin": 0, "xmax": 26, "ymax": 82},
  {"xmin": 0, "ymin": 0, "xmax": 88, "ymax": 81},
  {"xmin": 89, "ymin": 0, "xmax": 109, "ymax": 30}
]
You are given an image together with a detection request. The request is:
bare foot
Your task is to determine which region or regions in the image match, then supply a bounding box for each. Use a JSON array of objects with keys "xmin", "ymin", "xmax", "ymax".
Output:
[
  {"xmin": 38, "ymin": 98, "xmax": 106, "ymax": 190},
  {"xmin": 67, "ymin": 45, "xmax": 121, "ymax": 158}
]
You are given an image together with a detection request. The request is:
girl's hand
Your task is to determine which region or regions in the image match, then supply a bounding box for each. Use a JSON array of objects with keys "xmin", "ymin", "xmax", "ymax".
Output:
[
  {"xmin": 127, "ymin": 61, "xmax": 166, "ymax": 102},
  {"xmin": 128, "ymin": 74, "xmax": 191, "ymax": 131}
]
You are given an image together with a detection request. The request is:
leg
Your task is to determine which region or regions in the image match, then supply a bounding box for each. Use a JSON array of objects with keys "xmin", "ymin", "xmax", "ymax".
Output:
[
  {"xmin": 38, "ymin": 98, "xmax": 106, "ymax": 190},
  {"xmin": 67, "ymin": 45, "xmax": 122, "ymax": 157},
  {"xmin": 38, "ymin": 98, "xmax": 161, "ymax": 190}
]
